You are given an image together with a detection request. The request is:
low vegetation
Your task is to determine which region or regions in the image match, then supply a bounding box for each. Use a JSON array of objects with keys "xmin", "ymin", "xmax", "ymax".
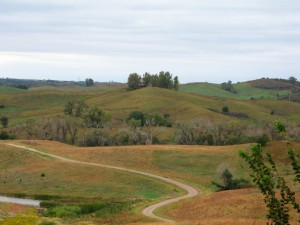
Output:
[
  {"xmin": 212, "ymin": 169, "xmax": 251, "ymax": 191},
  {"xmin": 240, "ymin": 121, "xmax": 300, "ymax": 224},
  {"xmin": 0, "ymin": 77, "xmax": 300, "ymax": 225}
]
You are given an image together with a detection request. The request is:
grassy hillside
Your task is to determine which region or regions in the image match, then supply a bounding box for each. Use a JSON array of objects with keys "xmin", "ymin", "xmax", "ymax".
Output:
[
  {"xmin": 1, "ymin": 86, "xmax": 300, "ymax": 128},
  {"xmin": 0, "ymin": 141, "xmax": 183, "ymax": 224},
  {"xmin": 29, "ymin": 83, "xmax": 125, "ymax": 92},
  {"xmin": 0, "ymin": 142, "xmax": 178, "ymax": 201},
  {"xmin": 12, "ymin": 140, "xmax": 300, "ymax": 191},
  {"xmin": 1, "ymin": 140, "xmax": 299, "ymax": 225},
  {"xmin": 0, "ymin": 86, "xmax": 28, "ymax": 94},
  {"xmin": 180, "ymin": 82, "xmax": 291, "ymax": 100},
  {"xmin": 87, "ymin": 87, "xmax": 300, "ymax": 125}
]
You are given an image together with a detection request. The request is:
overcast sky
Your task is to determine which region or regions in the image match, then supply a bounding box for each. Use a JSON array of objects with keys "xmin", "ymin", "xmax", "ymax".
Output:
[{"xmin": 0, "ymin": 0, "xmax": 299, "ymax": 83}]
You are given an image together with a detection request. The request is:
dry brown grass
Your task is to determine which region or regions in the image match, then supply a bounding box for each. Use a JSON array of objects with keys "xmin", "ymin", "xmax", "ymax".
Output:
[
  {"xmin": 4, "ymin": 140, "xmax": 300, "ymax": 225},
  {"xmin": 0, "ymin": 202, "xmax": 31, "ymax": 216},
  {"xmin": 12, "ymin": 140, "xmax": 252, "ymax": 191},
  {"xmin": 163, "ymin": 188, "xmax": 300, "ymax": 225}
]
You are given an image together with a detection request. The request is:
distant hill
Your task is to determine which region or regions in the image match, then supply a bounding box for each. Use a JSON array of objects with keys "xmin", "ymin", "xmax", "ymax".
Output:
[
  {"xmin": 0, "ymin": 77, "xmax": 122, "ymax": 88},
  {"xmin": 0, "ymin": 77, "xmax": 299, "ymax": 128},
  {"xmin": 180, "ymin": 78, "xmax": 300, "ymax": 101}
]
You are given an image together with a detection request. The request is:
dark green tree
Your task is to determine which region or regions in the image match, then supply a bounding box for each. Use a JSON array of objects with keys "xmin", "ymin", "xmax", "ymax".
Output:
[
  {"xmin": 212, "ymin": 169, "xmax": 250, "ymax": 191},
  {"xmin": 174, "ymin": 76, "xmax": 179, "ymax": 91},
  {"xmin": 85, "ymin": 78, "xmax": 94, "ymax": 86},
  {"xmin": 221, "ymin": 80, "xmax": 237, "ymax": 94},
  {"xmin": 288, "ymin": 76, "xmax": 298, "ymax": 84},
  {"xmin": 0, "ymin": 116, "xmax": 9, "ymax": 128},
  {"xmin": 64, "ymin": 100, "xmax": 88, "ymax": 117},
  {"xmin": 127, "ymin": 111, "xmax": 145, "ymax": 126},
  {"xmin": 222, "ymin": 106, "xmax": 229, "ymax": 113},
  {"xmin": 158, "ymin": 71, "xmax": 173, "ymax": 89},
  {"xmin": 84, "ymin": 106, "xmax": 111, "ymax": 128},
  {"xmin": 127, "ymin": 73, "xmax": 141, "ymax": 90},
  {"xmin": 143, "ymin": 72, "xmax": 152, "ymax": 87}
]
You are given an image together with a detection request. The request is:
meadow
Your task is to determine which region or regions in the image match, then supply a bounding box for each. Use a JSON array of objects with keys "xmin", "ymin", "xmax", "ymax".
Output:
[
  {"xmin": 0, "ymin": 141, "xmax": 182, "ymax": 224},
  {"xmin": 0, "ymin": 140, "xmax": 299, "ymax": 224},
  {"xmin": 0, "ymin": 80, "xmax": 300, "ymax": 224},
  {"xmin": 180, "ymin": 80, "xmax": 292, "ymax": 100},
  {"xmin": 1, "ymin": 83, "xmax": 300, "ymax": 129}
]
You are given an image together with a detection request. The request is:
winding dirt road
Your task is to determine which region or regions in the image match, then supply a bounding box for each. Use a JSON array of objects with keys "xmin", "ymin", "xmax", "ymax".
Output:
[{"xmin": 7, "ymin": 143, "xmax": 198, "ymax": 222}]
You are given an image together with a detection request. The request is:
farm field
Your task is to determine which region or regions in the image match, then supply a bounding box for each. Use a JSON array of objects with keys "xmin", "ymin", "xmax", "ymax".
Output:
[{"xmin": 0, "ymin": 140, "xmax": 299, "ymax": 224}]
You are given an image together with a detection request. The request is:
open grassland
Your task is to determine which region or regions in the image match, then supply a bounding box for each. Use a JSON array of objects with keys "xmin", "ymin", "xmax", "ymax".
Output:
[
  {"xmin": 0, "ymin": 86, "xmax": 27, "ymax": 94},
  {"xmin": 1, "ymin": 86, "xmax": 300, "ymax": 128},
  {"xmin": 0, "ymin": 141, "xmax": 180, "ymax": 205},
  {"xmin": 1, "ymin": 140, "xmax": 299, "ymax": 224},
  {"xmin": 10, "ymin": 140, "xmax": 253, "ymax": 191},
  {"xmin": 180, "ymin": 82, "xmax": 291, "ymax": 100},
  {"xmin": 29, "ymin": 83, "xmax": 126, "ymax": 92},
  {"xmin": 165, "ymin": 188, "xmax": 300, "ymax": 225},
  {"xmin": 11, "ymin": 140, "xmax": 300, "ymax": 192},
  {"xmin": 86, "ymin": 87, "xmax": 300, "ymax": 125},
  {"xmin": 0, "ymin": 141, "xmax": 187, "ymax": 224}
]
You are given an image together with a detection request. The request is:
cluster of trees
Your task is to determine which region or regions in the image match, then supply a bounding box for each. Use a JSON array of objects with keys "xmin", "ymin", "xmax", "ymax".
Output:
[
  {"xmin": 85, "ymin": 78, "xmax": 94, "ymax": 87},
  {"xmin": 220, "ymin": 80, "xmax": 237, "ymax": 94},
  {"xmin": 127, "ymin": 71, "xmax": 179, "ymax": 91},
  {"xmin": 174, "ymin": 119, "xmax": 300, "ymax": 146},
  {"xmin": 64, "ymin": 100, "xmax": 111, "ymax": 128},
  {"xmin": 25, "ymin": 117, "xmax": 82, "ymax": 145},
  {"xmin": 174, "ymin": 119, "xmax": 249, "ymax": 145},
  {"xmin": 22, "ymin": 112, "xmax": 300, "ymax": 147},
  {"xmin": 126, "ymin": 111, "xmax": 172, "ymax": 128},
  {"xmin": 288, "ymin": 76, "xmax": 299, "ymax": 85},
  {"xmin": 24, "ymin": 100, "xmax": 111, "ymax": 145},
  {"xmin": 12, "ymin": 84, "xmax": 29, "ymax": 90}
]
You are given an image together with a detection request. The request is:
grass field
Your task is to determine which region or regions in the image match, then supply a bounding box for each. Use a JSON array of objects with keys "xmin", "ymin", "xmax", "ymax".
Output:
[
  {"xmin": 0, "ymin": 140, "xmax": 299, "ymax": 224},
  {"xmin": 180, "ymin": 82, "xmax": 291, "ymax": 100},
  {"xmin": 1, "ymin": 81, "xmax": 300, "ymax": 224},
  {"xmin": 9, "ymin": 140, "xmax": 300, "ymax": 191},
  {"xmin": 1, "ymin": 85, "xmax": 300, "ymax": 129},
  {"xmin": 0, "ymin": 86, "xmax": 27, "ymax": 94},
  {"xmin": 0, "ymin": 141, "xmax": 184, "ymax": 224}
]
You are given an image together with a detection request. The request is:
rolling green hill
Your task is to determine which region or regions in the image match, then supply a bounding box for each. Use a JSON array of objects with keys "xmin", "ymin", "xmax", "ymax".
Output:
[
  {"xmin": 180, "ymin": 81, "xmax": 292, "ymax": 100},
  {"xmin": 0, "ymin": 86, "xmax": 28, "ymax": 94},
  {"xmin": 1, "ymin": 85, "xmax": 300, "ymax": 128}
]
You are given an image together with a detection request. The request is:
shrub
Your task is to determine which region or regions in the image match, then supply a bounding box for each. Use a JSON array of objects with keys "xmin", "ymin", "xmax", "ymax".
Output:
[
  {"xmin": 0, "ymin": 116, "xmax": 9, "ymax": 128},
  {"xmin": 256, "ymin": 134, "xmax": 269, "ymax": 146},
  {"xmin": 95, "ymin": 203, "xmax": 129, "ymax": 218},
  {"xmin": 0, "ymin": 131, "xmax": 10, "ymax": 140},
  {"xmin": 44, "ymin": 205, "xmax": 81, "ymax": 218},
  {"xmin": 212, "ymin": 169, "xmax": 251, "ymax": 191},
  {"xmin": 222, "ymin": 106, "xmax": 229, "ymax": 113},
  {"xmin": 127, "ymin": 111, "xmax": 145, "ymax": 126},
  {"xmin": 40, "ymin": 201, "xmax": 61, "ymax": 209}
]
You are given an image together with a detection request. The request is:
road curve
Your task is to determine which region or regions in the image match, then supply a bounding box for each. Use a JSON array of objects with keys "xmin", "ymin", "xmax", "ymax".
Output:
[{"xmin": 7, "ymin": 143, "xmax": 198, "ymax": 222}]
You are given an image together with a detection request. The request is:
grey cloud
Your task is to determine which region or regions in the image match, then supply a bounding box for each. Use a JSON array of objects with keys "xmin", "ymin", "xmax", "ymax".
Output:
[{"xmin": 0, "ymin": 0, "xmax": 299, "ymax": 82}]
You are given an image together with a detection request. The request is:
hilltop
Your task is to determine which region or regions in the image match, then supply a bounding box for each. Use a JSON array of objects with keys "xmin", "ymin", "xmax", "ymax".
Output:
[
  {"xmin": 180, "ymin": 78, "xmax": 300, "ymax": 101},
  {"xmin": 0, "ymin": 83, "xmax": 299, "ymax": 128}
]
